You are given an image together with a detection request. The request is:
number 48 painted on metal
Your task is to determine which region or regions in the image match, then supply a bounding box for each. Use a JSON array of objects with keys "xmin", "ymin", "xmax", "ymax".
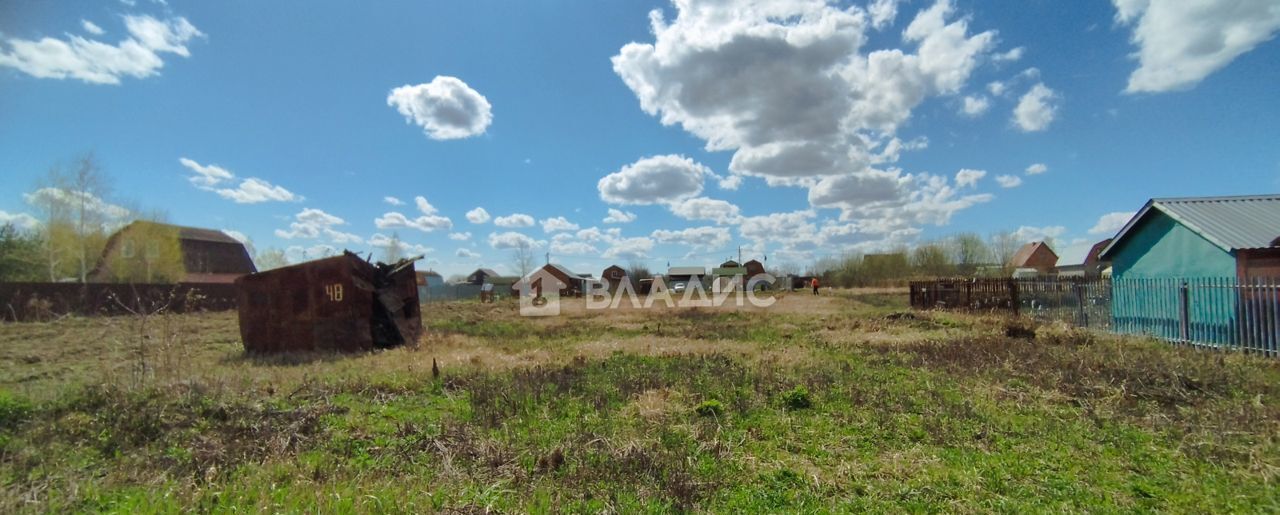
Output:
[{"xmin": 325, "ymin": 283, "xmax": 344, "ymax": 302}]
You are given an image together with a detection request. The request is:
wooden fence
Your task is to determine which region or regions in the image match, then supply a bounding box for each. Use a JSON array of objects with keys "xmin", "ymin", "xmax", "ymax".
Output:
[
  {"xmin": 910, "ymin": 277, "xmax": 1279, "ymax": 355},
  {"xmin": 0, "ymin": 282, "xmax": 239, "ymax": 322}
]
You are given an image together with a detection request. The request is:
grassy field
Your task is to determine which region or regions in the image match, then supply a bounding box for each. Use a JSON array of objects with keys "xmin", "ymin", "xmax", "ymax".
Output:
[{"xmin": 1, "ymin": 290, "xmax": 1279, "ymax": 512}]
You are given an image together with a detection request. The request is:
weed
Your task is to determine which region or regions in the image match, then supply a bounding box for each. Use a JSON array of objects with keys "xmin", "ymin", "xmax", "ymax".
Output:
[
  {"xmin": 781, "ymin": 386, "xmax": 812, "ymax": 410},
  {"xmin": 695, "ymin": 399, "xmax": 724, "ymax": 417}
]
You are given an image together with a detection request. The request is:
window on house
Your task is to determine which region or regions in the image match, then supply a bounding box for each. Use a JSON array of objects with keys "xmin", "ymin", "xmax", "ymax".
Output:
[
  {"xmin": 145, "ymin": 240, "xmax": 160, "ymax": 259},
  {"xmin": 121, "ymin": 239, "xmax": 135, "ymax": 258}
]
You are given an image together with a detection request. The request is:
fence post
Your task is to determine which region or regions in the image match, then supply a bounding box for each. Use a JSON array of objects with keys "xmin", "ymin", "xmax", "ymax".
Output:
[
  {"xmin": 1075, "ymin": 282, "xmax": 1087, "ymax": 328},
  {"xmin": 1179, "ymin": 280, "xmax": 1190, "ymax": 343},
  {"xmin": 1008, "ymin": 279, "xmax": 1019, "ymax": 316}
]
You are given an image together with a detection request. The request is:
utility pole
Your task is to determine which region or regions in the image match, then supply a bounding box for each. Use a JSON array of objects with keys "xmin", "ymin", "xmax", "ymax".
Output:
[
  {"xmin": 738, "ymin": 245, "xmax": 742, "ymax": 264},
  {"xmin": 545, "ymin": 252, "xmax": 550, "ymax": 265}
]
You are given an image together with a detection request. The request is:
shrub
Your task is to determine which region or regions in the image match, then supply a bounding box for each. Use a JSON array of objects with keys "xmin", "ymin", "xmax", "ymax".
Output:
[
  {"xmin": 0, "ymin": 391, "xmax": 33, "ymax": 430},
  {"xmin": 695, "ymin": 399, "xmax": 724, "ymax": 417},
  {"xmin": 782, "ymin": 386, "xmax": 812, "ymax": 410}
]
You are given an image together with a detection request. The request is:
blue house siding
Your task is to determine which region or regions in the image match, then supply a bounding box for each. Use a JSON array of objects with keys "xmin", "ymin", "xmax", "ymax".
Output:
[
  {"xmin": 1109, "ymin": 211, "xmax": 1238, "ymax": 340},
  {"xmin": 1109, "ymin": 211, "xmax": 1236, "ymax": 278}
]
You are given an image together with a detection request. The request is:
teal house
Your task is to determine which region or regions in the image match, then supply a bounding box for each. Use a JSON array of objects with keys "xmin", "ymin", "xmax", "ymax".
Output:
[{"xmin": 1099, "ymin": 195, "xmax": 1280, "ymax": 346}]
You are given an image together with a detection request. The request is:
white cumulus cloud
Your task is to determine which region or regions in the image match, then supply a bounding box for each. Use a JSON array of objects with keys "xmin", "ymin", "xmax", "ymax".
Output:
[
  {"xmin": 869, "ymin": 0, "xmax": 901, "ymax": 29},
  {"xmin": 651, "ymin": 226, "xmax": 732, "ymax": 252},
  {"xmin": 995, "ymin": 174, "xmax": 1023, "ymax": 188},
  {"xmin": 1012, "ymin": 225, "xmax": 1066, "ymax": 244},
  {"xmin": 384, "ymin": 196, "xmax": 404, "ymax": 206},
  {"xmin": 488, "ymin": 231, "xmax": 541, "ymax": 250},
  {"xmin": 603, "ymin": 208, "xmax": 637, "ymax": 224},
  {"xmin": 1113, "ymin": 0, "xmax": 1280, "ymax": 93},
  {"xmin": 540, "ymin": 216, "xmax": 579, "ymax": 233},
  {"xmin": 992, "ymin": 46, "xmax": 1024, "ymax": 63},
  {"xmin": 374, "ymin": 195, "xmax": 453, "ymax": 233},
  {"xmin": 954, "ymin": 169, "xmax": 986, "ymax": 188},
  {"xmin": 0, "ymin": 210, "xmax": 40, "ymax": 231},
  {"xmin": 466, "ymin": 207, "xmax": 491, "ymax": 224},
  {"xmin": 1013, "ymin": 83, "xmax": 1059, "ymax": 132},
  {"xmin": 667, "ymin": 197, "xmax": 742, "ymax": 225},
  {"xmin": 374, "ymin": 212, "xmax": 453, "ymax": 233},
  {"xmin": 494, "ymin": 213, "xmax": 535, "ymax": 228},
  {"xmin": 612, "ymin": 0, "xmax": 998, "ymax": 244},
  {"xmin": 179, "ymin": 157, "xmax": 301, "ymax": 204},
  {"xmin": 386, "ymin": 76, "xmax": 493, "ymax": 140},
  {"xmin": 1090, "ymin": 211, "xmax": 1136, "ymax": 235},
  {"xmin": 275, "ymin": 208, "xmax": 363, "ymax": 244},
  {"xmin": 448, "ymin": 232, "xmax": 471, "ymax": 241},
  {"xmin": 81, "ymin": 20, "xmax": 105, "ymax": 36},
  {"xmin": 598, "ymin": 154, "xmax": 710, "ymax": 205},
  {"xmin": 1025, "ymin": 163, "xmax": 1048, "ymax": 175},
  {"xmin": 960, "ymin": 95, "xmax": 990, "ymax": 117},
  {"xmin": 0, "ymin": 15, "xmax": 202, "ymax": 85}
]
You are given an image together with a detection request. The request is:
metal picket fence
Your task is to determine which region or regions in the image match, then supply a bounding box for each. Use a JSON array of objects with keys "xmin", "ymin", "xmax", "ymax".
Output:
[
  {"xmin": 910, "ymin": 276, "xmax": 1280, "ymax": 356},
  {"xmin": 1112, "ymin": 277, "xmax": 1279, "ymax": 355}
]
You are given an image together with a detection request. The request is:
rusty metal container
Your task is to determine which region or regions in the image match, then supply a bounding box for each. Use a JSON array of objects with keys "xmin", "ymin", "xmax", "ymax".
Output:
[{"xmin": 234, "ymin": 251, "xmax": 422, "ymax": 353}]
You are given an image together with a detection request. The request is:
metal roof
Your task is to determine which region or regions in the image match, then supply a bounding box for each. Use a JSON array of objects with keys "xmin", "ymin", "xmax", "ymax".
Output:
[
  {"xmin": 668, "ymin": 266, "xmax": 706, "ymax": 276},
  {"xmin": 546, "ymin": 263, "xmax": 584, "ymax": 280},
  {"xmin": 1099, "ymin": 194, "xmax": 1280, "ymax": 258}
]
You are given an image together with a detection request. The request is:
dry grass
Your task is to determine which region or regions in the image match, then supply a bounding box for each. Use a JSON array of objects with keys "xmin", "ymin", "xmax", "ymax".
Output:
[{"xmin": 2, "ymin": 290, "xmax": 1279, "ymax": 512}]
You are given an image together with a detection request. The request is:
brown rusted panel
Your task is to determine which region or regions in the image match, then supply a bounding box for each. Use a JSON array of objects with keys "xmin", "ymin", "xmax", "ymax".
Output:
[{"xmin": 235, "ymin": 252, "xmax": 421, "ymax": 353}]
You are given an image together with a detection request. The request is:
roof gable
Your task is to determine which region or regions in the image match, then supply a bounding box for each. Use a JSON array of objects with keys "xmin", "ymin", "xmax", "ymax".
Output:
[
  {"xmin": 1010, "ymin": 242, "xmax": 1057, "ymax": 267},
  {"xmin": 1100, "ymin": 195, "xmax": 1280, "ymax": 259}
]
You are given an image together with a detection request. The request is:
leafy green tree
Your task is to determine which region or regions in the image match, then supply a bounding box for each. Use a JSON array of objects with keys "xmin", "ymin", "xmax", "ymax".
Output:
[{"xmin": 0, "ymin": 224, "xmax": 42, "ymax": 282}]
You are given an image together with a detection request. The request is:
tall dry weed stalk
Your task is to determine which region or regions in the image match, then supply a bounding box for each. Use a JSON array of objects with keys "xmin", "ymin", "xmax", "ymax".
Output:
[{"xmin": 102, "ymin": 287, "xmax": 203, "ymax": 390}]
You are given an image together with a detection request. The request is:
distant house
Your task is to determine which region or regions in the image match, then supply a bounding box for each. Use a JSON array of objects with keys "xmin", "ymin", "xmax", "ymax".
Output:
[
  {"xmin": 1010, "ymin": 241, "xmax": 1058, "ymax": 274},
  {"xmin": 416, "ymin": 270, "xmax": 444, "ymax": 288},
  {"xmin": 602, "ymin": 265, "xmax": 626, "ymax": 290},
  {"xmin": 1099, "ymin": 195, "xmax": 1280, "ymax": 281},
  {"xmin": 712, "ymin": 260, "xmax": 746, "ymax": 292},
  {"xmin": 517, "ymin": 264, "xmax": 591, "ymax": 297},
  {"xmin": 1054, "ymin": 239, "xmax": 1113, "ymax": 278},
  {"xmin": 466, "ymin": 268, "xmax": 499, "ymax": 285},
  {"xmin": 485, "ymin": 276, "xmax": 521, "ymax": 298},
  {"xmin": 415, "ymin": 270, "xmax": 444, "ymax": 301},
  {"xmin": 91, "ymin": 221, "xmax": 256, "ymax": 284},
  {"xmin": 1082, "ymin": 238, "xmax": 1113, "ymax": 278},
  {"xmin": 667, "ymin": 266, "xmax": 706, "ymax": 289},
  {"xmin": 743, "ymin": 259, "xmax": 766, "ymax": 280}
]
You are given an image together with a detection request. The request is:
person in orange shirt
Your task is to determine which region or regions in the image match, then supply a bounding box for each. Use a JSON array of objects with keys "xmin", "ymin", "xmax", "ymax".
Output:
[{"xmin": 811, "ymin": 276, "xmax": 819, "ymax": 295}]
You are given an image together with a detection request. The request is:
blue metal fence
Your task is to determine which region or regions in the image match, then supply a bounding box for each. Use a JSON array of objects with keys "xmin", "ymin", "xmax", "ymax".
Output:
[
  {"xmin": 1112, "ymin": 277, "xmax": 1279, "ymax": 355},
  {"xmin": 911, "ymin": 276, "xmax": 1280, "ymax": 356}
]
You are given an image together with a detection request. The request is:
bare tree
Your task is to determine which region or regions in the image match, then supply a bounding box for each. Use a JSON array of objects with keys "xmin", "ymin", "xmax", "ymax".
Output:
[
  {"xmin": 254, "ymin": 248, "xmax": 289, "ymax": 271},
  {"xmin": 512, "ymin": 240, "xmax": 534, "ymax": 277},
  {"xmin": 626, "ymin": 259, "xmax": 652, "ymax": 281},
  {"xmin": 28, "ymin": 170, "xmax": 71, "ymax": 281},
  {"xmin": 34, "ymin": 153, "xmax": 117, "ymax": 282},
  {"xmin": 988, "ymin": 230, "xmax": 1020, "ymax": 270},
  {"xmin": 949, "ymin": 232, "xmax": 989, "ymax": 275}
]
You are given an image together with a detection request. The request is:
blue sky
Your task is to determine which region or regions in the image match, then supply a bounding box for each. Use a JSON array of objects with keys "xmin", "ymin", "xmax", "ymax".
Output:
[{"xmin": 2, "ymin": 0, "xmax": 1279, "ymax": 277}]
